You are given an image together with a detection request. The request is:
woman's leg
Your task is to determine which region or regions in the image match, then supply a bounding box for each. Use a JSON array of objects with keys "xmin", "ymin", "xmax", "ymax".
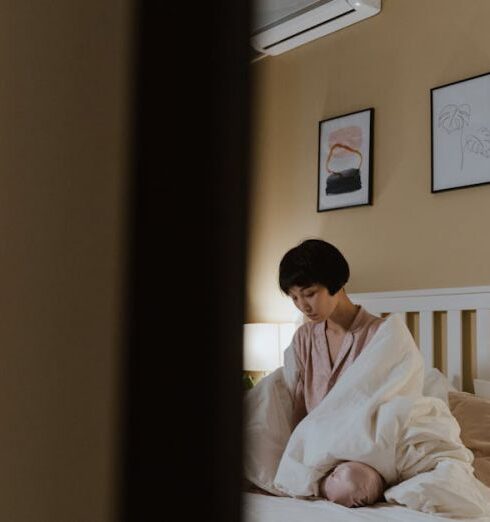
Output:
[{"xmin": 319, "ymin": 461, "xmax": 385, "ymax": 507}]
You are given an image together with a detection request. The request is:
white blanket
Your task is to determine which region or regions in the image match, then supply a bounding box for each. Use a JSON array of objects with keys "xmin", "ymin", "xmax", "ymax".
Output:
[{"xmin": 244, "ymin": 314, "xmax": 490, "ymax": 518}]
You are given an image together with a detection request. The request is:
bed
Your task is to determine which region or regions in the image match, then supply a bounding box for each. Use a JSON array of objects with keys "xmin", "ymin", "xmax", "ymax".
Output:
[
  {"xmin": 243, "ymin": 285, "xmax": 490, "ymax": 522},
  {"xmin": 243, "ymin": 490, "xmax": 481, "ymax": 522}
]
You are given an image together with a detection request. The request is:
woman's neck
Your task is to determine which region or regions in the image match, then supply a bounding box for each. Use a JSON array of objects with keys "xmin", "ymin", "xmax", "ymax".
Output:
[{"xmin": 327, "ymin": 290, "xmax": 359, "ymax": 334}]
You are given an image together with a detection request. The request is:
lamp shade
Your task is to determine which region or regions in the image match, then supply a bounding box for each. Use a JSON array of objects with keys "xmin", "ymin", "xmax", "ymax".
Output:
[{"xmin": 243, "ymin": 323, "xmax": 280, "ymax": 371}]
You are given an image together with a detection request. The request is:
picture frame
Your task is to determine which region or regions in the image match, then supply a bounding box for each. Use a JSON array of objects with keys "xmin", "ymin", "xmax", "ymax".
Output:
[
  {"xmin": 317, "ymin": 108, "xmax": 373, "ymax": 212},
  {"xmin": 431, "ymin": 71, "xmax": 490, "ymax": 193}
]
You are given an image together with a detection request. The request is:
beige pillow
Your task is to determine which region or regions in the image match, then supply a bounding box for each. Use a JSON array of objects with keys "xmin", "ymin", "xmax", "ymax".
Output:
[{"xmin": 448, "ymin": 390, "xmax": 490, "ymax": 487}]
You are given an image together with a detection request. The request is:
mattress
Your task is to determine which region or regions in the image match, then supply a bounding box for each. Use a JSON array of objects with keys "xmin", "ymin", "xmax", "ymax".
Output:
[{"xmin": 243, "ymin": 492, "xmax": 490, "ymax": 522}]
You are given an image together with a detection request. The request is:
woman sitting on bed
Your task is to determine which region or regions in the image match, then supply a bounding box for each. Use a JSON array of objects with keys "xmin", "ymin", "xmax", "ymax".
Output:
[{"xmin": 278, "ymin": 238, "xmax": 385, "ymax": 507}]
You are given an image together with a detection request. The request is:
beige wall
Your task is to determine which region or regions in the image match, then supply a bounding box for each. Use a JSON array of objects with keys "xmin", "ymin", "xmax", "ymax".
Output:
[
  {"xmin": 247, "ymin": 0, "xmax": 490, "ymax": 323},
  {"xmin": 0, "ymin": 2, "xmax": 131, "ymax": 520}
]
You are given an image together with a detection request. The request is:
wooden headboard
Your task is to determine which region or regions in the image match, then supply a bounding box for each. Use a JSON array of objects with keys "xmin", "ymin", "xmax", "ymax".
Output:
[{"xmin": 349, "ymin": 286, "xmax": 490, "ymax": 393}]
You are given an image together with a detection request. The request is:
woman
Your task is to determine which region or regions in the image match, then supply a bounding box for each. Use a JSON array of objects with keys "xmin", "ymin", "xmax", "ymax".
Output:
[
  {"xmin": 244, "ymin": 239, "xmax": 487, "ymax": 516},
  {"xmin": 278, "ymin": 238, "xmax": 385, "ymax": 506}
]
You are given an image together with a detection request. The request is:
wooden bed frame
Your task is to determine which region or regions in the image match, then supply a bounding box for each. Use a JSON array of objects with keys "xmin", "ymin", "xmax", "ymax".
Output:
[{"xmin": 349, "ymin": 286, "xmax": 490, "ymax": 393}]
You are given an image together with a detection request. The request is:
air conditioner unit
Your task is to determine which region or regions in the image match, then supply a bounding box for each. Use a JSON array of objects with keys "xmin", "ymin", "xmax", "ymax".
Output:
[{"xmin": 251, "ymin": 0, "xmax": 381, "ymax": 56}]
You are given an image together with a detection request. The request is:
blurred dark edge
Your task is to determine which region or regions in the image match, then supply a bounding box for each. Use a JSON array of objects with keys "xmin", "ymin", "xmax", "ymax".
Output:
[{"xmin": 119, "ymin": 1, "xmax": 250, "ymax": 520}]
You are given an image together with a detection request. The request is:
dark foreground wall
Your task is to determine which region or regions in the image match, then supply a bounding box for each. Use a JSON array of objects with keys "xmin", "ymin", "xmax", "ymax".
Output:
[{"xmin": 121, "ymin": 2, "xmax": 250, "ymax": 521}]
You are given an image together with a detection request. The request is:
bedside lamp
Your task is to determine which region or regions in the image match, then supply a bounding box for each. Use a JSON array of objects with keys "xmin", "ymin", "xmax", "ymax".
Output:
[
  {"xmin": 242, "ymin": 323, "xmax": 297, "ymax": 386},
  {"xmin": 243, "ymin": 323, "xmax": 280, "ymax": 373}
]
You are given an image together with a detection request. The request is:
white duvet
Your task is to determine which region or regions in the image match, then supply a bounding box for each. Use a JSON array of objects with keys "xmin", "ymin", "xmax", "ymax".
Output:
[{"xmin": 244, "ymin": 314, "xmax": 490, "ymax": 518}]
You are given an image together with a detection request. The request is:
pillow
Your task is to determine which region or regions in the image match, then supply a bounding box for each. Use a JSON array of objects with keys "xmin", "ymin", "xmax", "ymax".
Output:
[
  {"xmin": 243, "ymin": 368, "xmax": 293, "ymax": 496},
  {"xmin": 423, "ymin": 367, "xmax": 452, "ymax": 404},
  {"xmin": 474, "ymin": 378, "xmax": 490, "ymax": 400},
  {"xmin": 448, "ymin": 390, "xmax": 490, "ymax": 488}
]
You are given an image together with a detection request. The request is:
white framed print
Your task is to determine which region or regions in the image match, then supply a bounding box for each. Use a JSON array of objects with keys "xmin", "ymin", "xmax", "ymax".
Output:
[{"xmin": 432, "ymin": 71, "xmax": 490, "ymax": 193}]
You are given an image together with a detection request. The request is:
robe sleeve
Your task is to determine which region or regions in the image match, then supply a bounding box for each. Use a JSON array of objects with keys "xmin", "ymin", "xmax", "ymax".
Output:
[{"xmin": 283, "ymin": 331, "xmax": 307, "ymax": 428}]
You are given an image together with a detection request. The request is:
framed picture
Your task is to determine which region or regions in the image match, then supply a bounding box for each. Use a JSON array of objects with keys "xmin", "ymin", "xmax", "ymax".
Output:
[
  {"xmin": 317, "ymin": 108, "xmax": 373, "ymax": 212},
  {"xmin": 431, "ymin": 71, "xmax": 490, "ymax": 193}
]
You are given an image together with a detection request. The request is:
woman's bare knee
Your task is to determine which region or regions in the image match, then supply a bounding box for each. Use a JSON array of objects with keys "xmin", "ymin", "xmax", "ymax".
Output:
[{"xmin": 318, "ymin": 461, "xmax": 385, "ymax": 507}]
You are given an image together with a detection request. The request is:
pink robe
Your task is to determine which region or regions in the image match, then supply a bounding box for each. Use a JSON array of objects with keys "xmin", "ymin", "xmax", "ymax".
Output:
[{"xmin": 290, "ymin": 306, "xmax": 384, "ymax": 425}]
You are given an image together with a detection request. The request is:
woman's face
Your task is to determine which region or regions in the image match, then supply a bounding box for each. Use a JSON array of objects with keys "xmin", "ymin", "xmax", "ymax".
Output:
[{"xmin": 288, "ymin": 284, "xmax": 339, "ymax": 322}]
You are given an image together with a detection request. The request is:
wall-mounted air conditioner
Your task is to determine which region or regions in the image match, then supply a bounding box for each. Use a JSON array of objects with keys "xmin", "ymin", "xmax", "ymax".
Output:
[{"xmin": 251, "ymin": 0, "xmax": 381, "ymax": 56}]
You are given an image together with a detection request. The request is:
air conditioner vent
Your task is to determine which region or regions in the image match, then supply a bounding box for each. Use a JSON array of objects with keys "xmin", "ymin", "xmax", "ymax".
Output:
[
  {"xmin": 251, "ymin": 0, "xmax": 381, "ymax": 56},
  {"xmin": 261, "ymin": 8, "xmax": 355, "ymax": 50}
]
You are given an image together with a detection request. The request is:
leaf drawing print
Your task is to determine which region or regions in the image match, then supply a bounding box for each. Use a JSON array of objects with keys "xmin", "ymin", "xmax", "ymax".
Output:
[
  {"xmin": 464, "ymin": 127, "xmax": 490, "ymax": 158},
  {"xmin": 432, "ymin": 74, "xmax": 490, "ymax": 192},
  {"xmin": 438, "ymin": 104, "xmax": 470, "ymax": 169}
]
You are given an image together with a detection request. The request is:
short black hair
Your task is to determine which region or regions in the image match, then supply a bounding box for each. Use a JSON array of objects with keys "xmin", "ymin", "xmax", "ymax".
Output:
[{"xmin": 279, "ymin": 239, "xmax": 350, "ymax": 296}]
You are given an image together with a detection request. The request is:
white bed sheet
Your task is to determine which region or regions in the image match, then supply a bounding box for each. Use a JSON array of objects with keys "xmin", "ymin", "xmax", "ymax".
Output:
[{"xmin": 243, "ymin": 492, "xmax": 490, "ymax": 522}]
